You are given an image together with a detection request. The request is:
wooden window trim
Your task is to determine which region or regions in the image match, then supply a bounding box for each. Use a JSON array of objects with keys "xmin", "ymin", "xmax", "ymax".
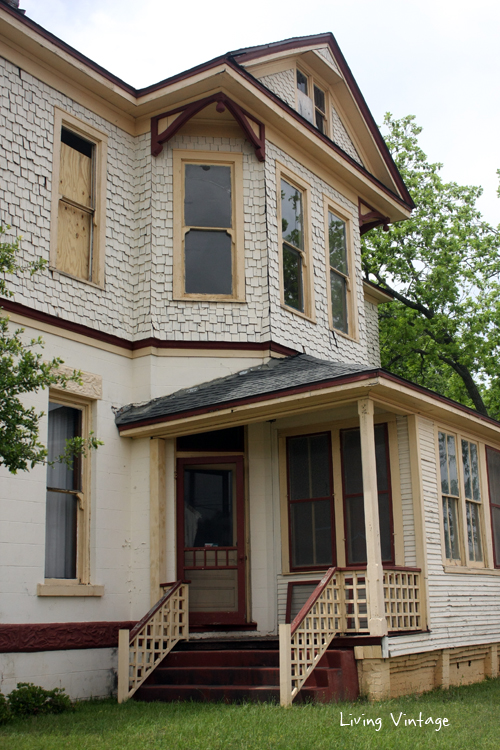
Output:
[
  {"xmin": 323, "ymin": 196, "xmax": 358, "ymax": 341},
  {"xmin": 295, "ymin": 64, "xmax": 331, "ymax": 138},
  {"xmin": 276, "ymin": 163, "xmax": 315, "ymax": 322},
  {"xmin": 435, "ymin": 425, "xmax": 487, "ymax": 570},
  {"xmin": 40, "ymin": 390, "xmax": 94, "ymax": 593},
  {"xmin": 172, "ymin": 149, "xmax": 245, "ymax": 302},
  {"xmin": 50, "ymin": 107, "xmax": 107, "ymax": 288}
]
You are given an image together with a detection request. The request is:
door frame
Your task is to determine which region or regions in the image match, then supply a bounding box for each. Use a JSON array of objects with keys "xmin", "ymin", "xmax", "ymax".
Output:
[{"xmin": 176, "ymin": 455, "xmax": 246, "ymax": 626}]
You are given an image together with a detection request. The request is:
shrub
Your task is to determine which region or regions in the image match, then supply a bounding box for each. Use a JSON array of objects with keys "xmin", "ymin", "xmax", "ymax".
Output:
[
  {"xmin": 0, "ymin": 692, "xmax": 11, "ymax": 725},
  {"xmin": 7, "ymin": 683, "xmax": 72, "ymax": 717}
]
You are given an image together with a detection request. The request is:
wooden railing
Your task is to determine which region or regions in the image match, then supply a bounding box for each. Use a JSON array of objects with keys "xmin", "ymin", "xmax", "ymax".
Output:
[
  {"xmin": 117, "ymin": 580, "xmax": 189, "ymax": 703},
  {"xmin": 279, "ymin": 568, "xmax": 338, "ymax": 707},
  {"xmin": 280, "ymin": 567, "xmax": 421, "ymax": 705}
]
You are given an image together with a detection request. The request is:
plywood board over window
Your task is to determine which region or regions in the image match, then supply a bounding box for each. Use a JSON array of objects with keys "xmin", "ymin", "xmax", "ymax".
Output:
[{"xmin": 50, "ymin": 108, "xmax": 108, "ymax": 287}]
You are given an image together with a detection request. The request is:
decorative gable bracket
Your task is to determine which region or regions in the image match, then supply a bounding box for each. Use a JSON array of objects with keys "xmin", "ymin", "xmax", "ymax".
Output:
[
  {"xmin": 151, "ymin": 93, "xmax": 265, "ymax": 161},
  {"xmin": 359, "ymin": 200, "xmax": 391, "ymax": 236}
]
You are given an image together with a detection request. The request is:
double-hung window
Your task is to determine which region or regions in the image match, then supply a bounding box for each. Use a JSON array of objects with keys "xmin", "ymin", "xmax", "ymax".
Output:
[
  {"xmin": 51, "ymin": 108, "xmax": 107, "ymax": 286},
  {"xmin": 296, "ymin": 69, "xmax": 327, "ymax": 135},
  {"xmin": 438, "ymin": 431, "xmax": 484, "ymax": 565},
  {"xmin": 486, "ymin": 446, "xmax": 500, "ymax": 568},
  {"xmin": 280, "ymin": 177, "xmax": 306, "ymax": 313},
  {"xmin": 45, "ymin": 402, "xmax": 84, "ymax": 580},
  {"xmin": 173, "ymin": 151, "xmax": 244, "ymax": 300}
]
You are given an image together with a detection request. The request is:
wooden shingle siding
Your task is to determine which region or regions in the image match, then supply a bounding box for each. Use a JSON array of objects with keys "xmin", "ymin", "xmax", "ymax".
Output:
[{"xmin": 397, "ymin": 416, "xmax": 416, "ymax": 567}]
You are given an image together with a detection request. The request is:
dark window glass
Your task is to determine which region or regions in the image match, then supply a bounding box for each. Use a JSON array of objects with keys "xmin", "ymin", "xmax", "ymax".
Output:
[
  {"xmin": 486, "ymin": 447, "xmax": 500, "ymax": 567},
  {"xmin": 328, "ymin": 212, "xmax": 347, "ymax": 274},
  {"xmin": 287, "ymin": 433, "xmax": 334, "ymax": 569},
  {"xmin": 315, "ymin": 110, "xmax": 326, "ymax": 133},
  {"xmin": 314, "ymin": 85, "xmax": 325, "ymax": 113},
  {"xmin": 61, "ymin": 127, "xmax": 93, "ymax": 158},
  {"xmin": 296, "ymin": 70, "xmax": 308, "ymax": 95},
  {"xmin": 185, "ymin": 229, "xmax": 232, "ymax": 295},
  {"xmin": 45, "ymin": 404, "xmax": 81, "ymax": 579},
  {"xmin": 184, "ymin": 164, "xmax": 232, "ymax": 228},
  {"xmin": 184, "ymin": 467, "xmax": 234, "ymax": 548},
  {"xmin": 177, "ymin": 427, "xmax": 244, "ymax": 453},
  {"xmin": 341, "ymin": 424, "xmax": 393, "ymax": 564},
  {"xmin": 283, "ymin": 245, "xmax": 303, "ymax": 312}
]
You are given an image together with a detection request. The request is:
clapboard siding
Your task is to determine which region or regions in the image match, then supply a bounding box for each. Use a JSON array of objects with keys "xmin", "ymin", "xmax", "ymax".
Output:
[
  {"xmin": 396, "ymin": 416, "xmax": 416, "ymax": 566},
  {"xmin": 388, "ymin": 416, "xmax": 500, "ymax": 658}
]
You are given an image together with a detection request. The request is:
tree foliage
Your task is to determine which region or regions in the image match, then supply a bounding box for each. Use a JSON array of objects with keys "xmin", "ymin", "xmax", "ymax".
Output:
[
  {"xmin": 0, "ymin": 226, "xmax": 102, "ymax": 473},
  {"xmin": 362, "ymin": 115, "xmax": 500, "ymax": 418}
]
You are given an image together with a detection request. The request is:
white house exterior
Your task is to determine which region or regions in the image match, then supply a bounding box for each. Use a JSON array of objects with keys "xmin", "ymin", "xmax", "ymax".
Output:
[{"xmin": 1, "ymin": 0, "xmax": 499, "ymax": 702}]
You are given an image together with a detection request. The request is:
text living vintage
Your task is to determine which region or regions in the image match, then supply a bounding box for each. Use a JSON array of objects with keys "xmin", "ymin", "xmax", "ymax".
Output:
[{"xmin": 340, "ymin": 712, "xmax": 450, "ymax": 732}]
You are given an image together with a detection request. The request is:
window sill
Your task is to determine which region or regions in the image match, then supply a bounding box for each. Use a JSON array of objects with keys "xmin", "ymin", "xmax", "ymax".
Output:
[
  {"xmin": 280, "ymin": 304, "xmax": 316, "ymax": 324},
  {"xmin": 37, "ymin": 582, "xmax": 104, "ymax": 597},
  {"xmin": 49, "ymin": 267, "xmax": 105, "ymax": 291},
  {"xmin": 173, "ymin": 294, "xmax": 247, "ymax": 303},
  {"xmin": 329, "ymin": 326, "xmax": 359, "ymax": 344},
  {"xmin": 443, "ymin": 565, "xmax": 499, "ymax": 575}
]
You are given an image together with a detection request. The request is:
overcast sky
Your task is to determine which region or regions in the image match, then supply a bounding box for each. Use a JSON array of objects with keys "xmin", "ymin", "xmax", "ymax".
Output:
[{"xmin": 21, "ymin": 0, "xmax": 500, "ymax": 225}]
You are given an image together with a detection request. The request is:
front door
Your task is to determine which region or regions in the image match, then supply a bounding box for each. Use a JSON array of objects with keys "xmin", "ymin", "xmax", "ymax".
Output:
[{"xmin": 177, "ymin": 456, "xmax": 246, "ymax": 627}]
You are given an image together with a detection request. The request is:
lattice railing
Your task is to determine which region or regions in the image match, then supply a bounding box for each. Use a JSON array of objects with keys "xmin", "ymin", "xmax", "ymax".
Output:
[
  {"xmin": 117, "ymin": 581, "xmax": 188, "ymax": 703},
  {"xmin": 280, "ymin": 568, "xmax": 339, "ymax": 706},
  {"xmin": 383, "ymin": 570, "xmax": 421, "ymax": 631}
]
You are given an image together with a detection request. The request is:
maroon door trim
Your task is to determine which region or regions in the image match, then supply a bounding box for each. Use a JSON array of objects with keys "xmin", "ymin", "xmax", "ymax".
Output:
[{"xmin": 176, "ymin": 455, "xmax": 246, "ymax": 627}]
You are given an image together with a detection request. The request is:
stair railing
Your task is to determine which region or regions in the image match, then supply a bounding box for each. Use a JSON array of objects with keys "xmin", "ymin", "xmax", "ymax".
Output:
[
  {"xmin": 279, "ymin": 567, "xmax": 339, "ymax": 706},
  {"xmin": 117, "ymin": 580, "xmax": 189, "ymax": 703}
]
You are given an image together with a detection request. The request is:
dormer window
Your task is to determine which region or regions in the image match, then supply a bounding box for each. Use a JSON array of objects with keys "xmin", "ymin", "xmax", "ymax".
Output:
[{"xmin": 296, "ymin": 68, "xmax": 328, "ymax": 136}]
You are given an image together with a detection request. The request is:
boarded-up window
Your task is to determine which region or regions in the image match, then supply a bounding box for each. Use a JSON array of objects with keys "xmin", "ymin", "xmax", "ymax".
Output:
[{"xmin": 57, "ymin": 128, "xmax": 94, "ymax": 281}]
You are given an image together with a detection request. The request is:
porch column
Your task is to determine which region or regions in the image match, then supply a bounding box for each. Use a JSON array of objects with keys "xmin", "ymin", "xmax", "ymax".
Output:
[
  {"xmin": 357, "ymin": 398, "xmax": 388, "ymax": 636},
  {"xmin": 150, "ymin": 438, "xmax": 167, "ymax": 606}
]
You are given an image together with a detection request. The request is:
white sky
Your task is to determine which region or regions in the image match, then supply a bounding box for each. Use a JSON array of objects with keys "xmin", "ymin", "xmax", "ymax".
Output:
[{"xmin": 21, "ymin": 0, "xmax": 500, "ymax": 224}]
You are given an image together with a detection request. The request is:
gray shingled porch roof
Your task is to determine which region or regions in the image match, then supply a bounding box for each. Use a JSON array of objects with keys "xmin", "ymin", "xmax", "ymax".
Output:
[{"xmin": 115, "ymin": 354, "xmax": 376, "ymax": 427}]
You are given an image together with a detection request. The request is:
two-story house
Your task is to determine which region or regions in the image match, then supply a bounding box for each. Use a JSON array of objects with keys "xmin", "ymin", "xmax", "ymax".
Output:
[{"xmin": 1, "ymin": 0, "xmax": 499, "ymax": 703}]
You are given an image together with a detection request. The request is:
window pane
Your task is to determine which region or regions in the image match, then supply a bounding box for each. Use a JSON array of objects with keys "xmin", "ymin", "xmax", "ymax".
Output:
[
  {"xmin": 466, "ymin": 501, "xmax": 482, "ymax": 562},
  {"xmin": 184, "ymin": 467, "xmax": 235, "ymax": 548},
  {"xmin": 291, "ymin": 499, "xmax": 332, "ymax": 567},
  {"xmin": 330, "ymin": 270, "xmax": 347, "ymax": 333},
  {"xmin": 185, "ymin": 229, "xmax": 232, "ymax": 295},
  {"xmin": 447, "ymin": 435, "xmax": 459, "ymax": 496},
  {"xmin": 288, "ymin": 434, "xmax": 330, "ymax": 500},
  {"xmin": 281, "ymin": 179, "xmax": 304, "ymax": 251},
  {"xmin": 470, "ymin": 443, "xmax": 480, "ymax": 501},
  {"xmin": 462, "ymin": 439, "xmax": 472, "ymax": 500},
  {"xmin": 342, "ymin": 429, "xmax": 363, "ymax": 496},
  {"xmin": 283, "ymin": 244, "xmax": 303, "ymax": 311},
  {"xmin": 296, "ymin": 70, "xmax": 308, "ymax": 95},
  {"xmin": 314, "ymin": 85, "xmax": 325, "ymax": 113},
  {"xmin": 345, "ymin": 494, "xmax": 366, "ymax": 564},
  {"xmin": 184, "ymin": 164, "xmax": 232, "ymax": 228},
  {"xmin": 46, "ymin": 404, "xmax": 81, "ymax": 491},
  {"xmin": 442, "ymin": 496, "xmax": 460, "ymax": 560},
  {"xmin": 315, "ymin": 110, "xmax": 326, "ymax": 133},
  {"xmin": 438, "ymin": 432, "xmax": 449, "ymax": 495},
  {"xmin": 328, "ymin": 212, "xmax": 347, "ymax": 274},
  {"xmin": 486, "ymin": 447, "xmax": 500, "ymax": 502},
  {"xmin": 45, "ymin": 491, "xmax": 77, "ymax": 578},
  {"xmin": 375, "ymin": 424, "xmax": 389, "ymax": 491}
]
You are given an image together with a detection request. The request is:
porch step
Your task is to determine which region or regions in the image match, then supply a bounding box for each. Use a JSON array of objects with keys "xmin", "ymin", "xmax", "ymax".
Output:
[{"xmin": 133, "ymin": 639, "xmax": 359, "ymax": 704}]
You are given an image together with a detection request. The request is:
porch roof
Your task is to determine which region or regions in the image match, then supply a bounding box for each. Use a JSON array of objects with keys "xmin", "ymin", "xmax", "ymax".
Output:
[{"xmin": 115, "ymin": 354, "xmax": 372, "ymax": 428}]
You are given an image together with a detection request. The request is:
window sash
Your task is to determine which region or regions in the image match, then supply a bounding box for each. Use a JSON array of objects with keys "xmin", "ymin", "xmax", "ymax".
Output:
[
  {"xmin": 442, "ymin": 495, "xmax": 461, "ymax": 560},
  {"xmin": 283, "ymin": 243, "xmax": 304, "ymax": 312}
]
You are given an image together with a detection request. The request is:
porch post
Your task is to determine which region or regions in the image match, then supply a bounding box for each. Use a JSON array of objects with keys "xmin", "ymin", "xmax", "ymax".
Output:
[
  {"xmin": 357, "ymin": 398, "xmax": 388, "ymax": 637},
  {"xmin": 150, "ymin": 438, "xmax": 167, "ymax": 606}
]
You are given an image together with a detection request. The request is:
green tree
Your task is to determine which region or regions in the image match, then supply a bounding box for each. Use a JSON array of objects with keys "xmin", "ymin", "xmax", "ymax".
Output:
[
  {"xmin": 362, "ymin": 114, "xmax": 500, "ymax": 418},
  {"xmin": 0, "ymin": 226, "xmax": 102, "ymax": 473}
]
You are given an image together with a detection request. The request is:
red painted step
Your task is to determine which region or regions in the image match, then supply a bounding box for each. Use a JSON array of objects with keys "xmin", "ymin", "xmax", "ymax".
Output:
[{"xmin": 133, "ymin": 638, "xmax": 359, "ymax": 704}]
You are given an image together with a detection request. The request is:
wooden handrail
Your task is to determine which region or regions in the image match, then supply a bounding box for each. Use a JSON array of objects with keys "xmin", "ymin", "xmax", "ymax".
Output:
[
  {"xmin": 117, "ymin": 580, "xmax": 189, "ymax": 703},
  {"xmin": 290, "ymin": 568, "xmax": 337, "ymax": 636}
]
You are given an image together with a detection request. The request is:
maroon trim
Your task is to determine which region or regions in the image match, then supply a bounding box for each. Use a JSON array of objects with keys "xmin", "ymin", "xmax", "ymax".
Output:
[
  {"xmin": 0, "ymin": 297, "xmax": 297, "ymax": 356},
  {"xmin": 176, "ymin": 456, "xmax": 247, "ymax": 628},
  {"xmin": 4, "ymin": 2, "xmax": 412, "ymax": 213},
  {"xmin": 359, "ymin": 198, "xmax": 390, "ymax": 236},
  {"xmin": 129, "ymin": 581, "xmax": 184, "ymax": 640},
  {"xmin": 151, "ymin": 93, "xmax": 265, "ymax": 161},
  {"xmin": 485, "ymin": 446, "xmax": 500, "ymax": 569},
  {"xmin": 285, "ymin": 580, "xmax": 320, "ymax": 623},
  {"xmin": 291, "ymin": 567, "xmax": 336, "ymax": 635},
  {"xmin": 0, "ymin": 621, "xmax": 136, "ymax": 653}
]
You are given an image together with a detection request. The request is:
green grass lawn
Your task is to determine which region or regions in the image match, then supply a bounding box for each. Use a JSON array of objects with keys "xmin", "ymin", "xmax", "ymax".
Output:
[{"xmin": 1, "ymin": 678, "xmax": 500, "ymax": 750}]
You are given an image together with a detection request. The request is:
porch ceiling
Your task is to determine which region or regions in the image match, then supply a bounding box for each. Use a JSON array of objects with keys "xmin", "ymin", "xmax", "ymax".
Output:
[{"xmin": 115, "ymin": 354, "xmax": 500, "ymax": 443}]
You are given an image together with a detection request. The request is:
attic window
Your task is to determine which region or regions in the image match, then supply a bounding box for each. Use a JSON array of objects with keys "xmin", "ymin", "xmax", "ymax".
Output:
[
  {"xmin": 296, "ymin": 68, "xmax": 328, "ymax": 136},
  {"xmin": 314, "ymin": 86, "xmax": 326, "ymax": 134},
  {"xmin": 296, "ymin": 69, "xmax": 308, "ymax": 95}
]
